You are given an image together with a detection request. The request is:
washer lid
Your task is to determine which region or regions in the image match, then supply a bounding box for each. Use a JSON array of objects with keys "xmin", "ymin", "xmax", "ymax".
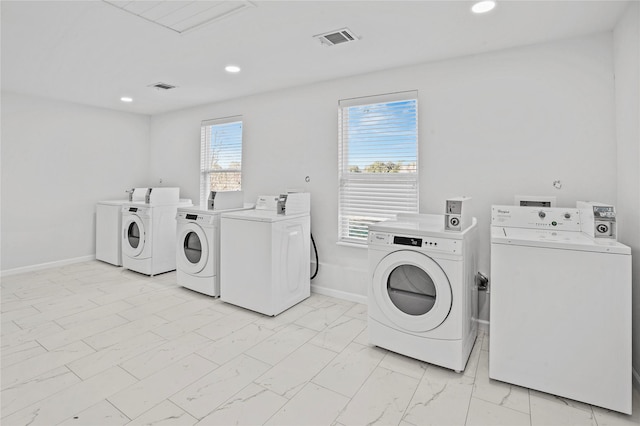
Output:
[
  {"xmin": 492, "ymin": 226, "xmax": 630, "ymax": 255},
  {"xmin": 221, "ymin": 209, "xmax": 308, "ymax": 223},
  {"xmin": 97, "ymin": 199, "xmax": 130, "ymax": 206},
  {"xmin": 177, "ymin": 205, "xmax": 253, "ymax": 215},
  {"xmin": 371, "ymin": 250, "xmax": 452, "ymax": 332}
]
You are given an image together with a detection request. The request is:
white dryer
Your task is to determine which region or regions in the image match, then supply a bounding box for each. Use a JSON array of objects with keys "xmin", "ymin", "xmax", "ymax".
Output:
[
  {"xmin": 368, "ymin": 213, "xmax": 478, "ymax": 372},
  {"xmin": 220, "ymin": 202, "xmax": 310, "ymax": 316},
  {"xmin": 490, "ymin": 205, "xmax": 632, "ymax": 414},
  {"xmin": 121, "ymin": 199, "xmax": 192, "ymax": 276},
  {"xmin": 176, "ymin": 205, "xmax": 252, "ymax": 296}
]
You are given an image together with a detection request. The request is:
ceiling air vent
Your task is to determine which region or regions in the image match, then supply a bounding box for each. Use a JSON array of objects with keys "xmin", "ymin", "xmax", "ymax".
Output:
[
  {"xmin": 314, "ymin": 28, "xmax": 359, "ymax": 46},
  {"xmin": 149, "ymin": 82, "xmax": 176, "ymax": 91}
]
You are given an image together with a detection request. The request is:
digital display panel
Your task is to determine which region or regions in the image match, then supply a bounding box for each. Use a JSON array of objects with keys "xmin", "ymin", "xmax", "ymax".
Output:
[{"xmin": 394, "ymin": 236, "xmax": 422, "ymax": 247}]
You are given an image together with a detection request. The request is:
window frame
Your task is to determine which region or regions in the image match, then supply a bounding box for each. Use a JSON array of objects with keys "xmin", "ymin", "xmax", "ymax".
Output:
[
  {"xmin": 199, "ymin": 116, "xmax": 243, "ymax": 206},
  {"xmin": 338, "ymin": 91, "xmax": 419, "ymax": 245}
]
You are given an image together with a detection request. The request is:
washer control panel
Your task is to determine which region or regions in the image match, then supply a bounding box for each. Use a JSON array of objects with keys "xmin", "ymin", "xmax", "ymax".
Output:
[
  {"xmin": 491, "ymin": 206, "xmax": 581, "ymax": 231},
  {"xmin": 177, "ymin": 212, "xmax": 214, "ymax": 225},
  {"xmin": 369, "ymin": 232, "xmax": 461, "ymax": 254},
  {"xmin": 122, "ymin": 206, "xmax": 151, "ymax": 217}
]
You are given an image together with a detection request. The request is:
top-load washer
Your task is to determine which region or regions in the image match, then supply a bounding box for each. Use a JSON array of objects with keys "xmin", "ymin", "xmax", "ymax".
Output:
[
  {"xmin": 490, "ymin": 205, "xmax": 632, "ymax": 414},
  {"xmin": 176, "ymin": 199, "xmax": 252, "ymax": 296},
  {"xmin": 220, "ymin": 194, "xmax": 311, "ymax": 316},
  {"xmin": 121, "ymin": 189, "xmax": 191, "ymax": 276},
  {"xmin": 368, "ymin": 213, "xmax": 478, "ymax": 372}
]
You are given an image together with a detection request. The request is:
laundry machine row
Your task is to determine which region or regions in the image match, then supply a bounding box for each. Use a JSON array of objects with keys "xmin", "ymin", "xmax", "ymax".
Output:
[
  {"xmin": 175, "ymin": 191, "xmax": 251, "ymax": 297},
  {"xmin": 96, "ymin": 187, "xmax": 148, "ymax": 266},
  {"xmin": 219, "ymin": 194, "xmax": 311, "ymax": 316},
  {"xmin": 175, "ymin": 192, "xmax": 312, "ymax": 318},
  {"xmin": 120, "ymin": 188, "xmax": 192, "ymax": 276}
]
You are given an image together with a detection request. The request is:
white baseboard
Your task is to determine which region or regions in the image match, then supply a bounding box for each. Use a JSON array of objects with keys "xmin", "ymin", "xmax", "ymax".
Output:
[
  {"xmin": 1, "ymin": 255, "xmax": 96, "ymax": 277},
  {"xmin": 309, "ymin": 260, "xmax": 368, "ymax": 304},
  {"xmin": 311, "ymin": 283, "xmax": 367, "ymax": 305},
  {"xmin": 476, "ymin": 319, "xmax": 490, "ymax": 333}
]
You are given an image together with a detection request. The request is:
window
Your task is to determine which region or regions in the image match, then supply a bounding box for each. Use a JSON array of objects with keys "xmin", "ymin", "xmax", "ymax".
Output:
[
  {"xmin": 338, "ymin": 91, "xmax": 418, "ymax": 244},
  {"xmin": 200, "ymin": 116, "xmax": 243, "ymax": 206}
]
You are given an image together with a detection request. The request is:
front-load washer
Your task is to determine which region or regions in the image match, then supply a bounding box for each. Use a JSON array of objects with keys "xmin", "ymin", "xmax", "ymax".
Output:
[
  {"xmin": 121, "ymin": 199, "xmax": 192, "ymax": 276},
  {"xmin": 96, "ymin": 188, "xmax": 148, "ymax": 266},
  {"xmin": 368, "ymin": 213, "xmax": 478, "ymax": 372},
  {"xmin": 490, "ymin": 205, "xmax": 632, "ymax": 414},
  {"xmin": 220, "ymin": 207, "xmax": 310, "ymax": 316},
  {"xmin": 176, "ymin": 204, "xmax": 252, "ymax": 296}
]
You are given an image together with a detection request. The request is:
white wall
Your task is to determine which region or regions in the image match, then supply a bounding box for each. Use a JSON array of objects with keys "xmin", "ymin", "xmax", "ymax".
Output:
[
  {"xmin": 150, "ymin": 33, "xmax": 617, "ymax": 318},
  {"xmin": 613, "ymin": 2, "xmax": 640, "ymax": 388},
  {"xmin": 1, "ymin": 92, "xmax": 151, "ymax": 271}
]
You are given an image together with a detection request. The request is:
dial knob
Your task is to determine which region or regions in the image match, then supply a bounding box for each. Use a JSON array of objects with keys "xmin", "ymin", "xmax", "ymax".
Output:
[
  {"xmin": 538, "ymin": 211, "xmax": 546, "ymax": 219},
  {"xmin": 564, "ymin": 213, "xmax": 571, "ymax": 219}
]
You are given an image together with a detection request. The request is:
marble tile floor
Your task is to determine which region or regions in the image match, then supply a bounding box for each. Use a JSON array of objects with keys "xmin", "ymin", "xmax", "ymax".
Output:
[{"xmin": 1, "ymin": 260, "xmax": 639, "ymax": 426}]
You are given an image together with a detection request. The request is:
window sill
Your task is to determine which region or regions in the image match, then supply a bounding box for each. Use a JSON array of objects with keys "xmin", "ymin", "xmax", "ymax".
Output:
[{"xmin": 336, "ymin": 241, "xmax": 368, "ymax": 249}]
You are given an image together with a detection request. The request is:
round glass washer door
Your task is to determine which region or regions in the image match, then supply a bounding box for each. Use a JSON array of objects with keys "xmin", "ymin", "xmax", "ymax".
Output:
[
  {"xmin": 122, "ymin": 215, "xmax": 145, "ymax": 258},
  {"xmin": 177, "ymin": 224, "xmax": 209, "ymax": 274},
  {"xmin": 371, "ymin": 250, "xmax": 452, "ymax": 332}
]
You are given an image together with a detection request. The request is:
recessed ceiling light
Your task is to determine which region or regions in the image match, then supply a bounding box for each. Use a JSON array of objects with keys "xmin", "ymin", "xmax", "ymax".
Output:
[
  {"xmin": 120, "ymin": 97, "xmax": 133, "ymax": 103},
  {"xmin": 471, "ymin": 0, "xmax": 496, "ymax": 14},
  {"xmin": 225, "ymin": 65, "xmax": 241, "ymax": 73}
]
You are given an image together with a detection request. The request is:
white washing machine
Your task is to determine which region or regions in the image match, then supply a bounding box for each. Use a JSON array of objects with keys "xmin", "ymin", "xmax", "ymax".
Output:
[
  {"xmin": 96, "ymin": 188, "xmax": 148, "ymax": 266},
  {"xmin": 220, "ymin": 203, "xmax": 310, "ymax": 316},
  {"xmin": 368, "ymin": 213, "xmax": 478, "ymax": 372},
  {"xmin": 490, "ymin": 205, "xmax": 632, "ymax": 414},
  {"xmin": 121, "ymin": 199, "xmax": 192, "ymax": 276},
  {"xmin": 176, "ymin": 204, "xmax": 252, "ymax": 296},
  {"xmin": 97, "ymin": 200, "xmax": 131, "ymax": 266}
]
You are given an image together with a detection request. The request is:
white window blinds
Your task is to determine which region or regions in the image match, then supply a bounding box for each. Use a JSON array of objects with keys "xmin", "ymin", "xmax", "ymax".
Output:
[
  {"xmin": 338, "ymin": 91, "xmax": 418, "ymax": 244},
  {"xmin": 200, "ymin": 116, "xmax": 243, "ymax": 206}
]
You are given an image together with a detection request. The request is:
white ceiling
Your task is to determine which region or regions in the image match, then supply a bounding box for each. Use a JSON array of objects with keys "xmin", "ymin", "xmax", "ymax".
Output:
[{"xmin": 1, "ymin": 0, "xmax": 630, "ymax": 116}]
